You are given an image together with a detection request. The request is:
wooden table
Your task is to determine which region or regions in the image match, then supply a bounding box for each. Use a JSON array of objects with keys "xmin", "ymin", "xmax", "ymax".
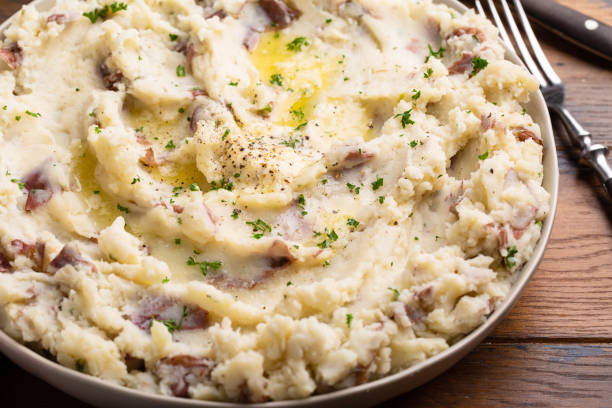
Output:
[{"xmin": 1, "ymin": 0, "xmax": 611, "ymax": 406}]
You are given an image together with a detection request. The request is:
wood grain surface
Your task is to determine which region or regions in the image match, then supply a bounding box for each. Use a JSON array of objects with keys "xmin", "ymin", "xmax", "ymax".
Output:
[{"xmin": 1, "ymin": 0, "xmax": 612, "ymax": 407}]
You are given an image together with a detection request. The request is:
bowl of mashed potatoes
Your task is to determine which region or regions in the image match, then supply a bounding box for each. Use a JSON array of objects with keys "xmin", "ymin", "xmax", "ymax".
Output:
[{"xmin": 0, "ymin": 0, "xmax": 558, "ymax": 406}]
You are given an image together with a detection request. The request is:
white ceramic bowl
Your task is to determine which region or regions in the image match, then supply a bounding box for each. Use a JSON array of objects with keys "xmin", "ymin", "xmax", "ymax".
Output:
[{"xmin": 0, "ymin": 0, "xmax": 559, "ymax": 406}]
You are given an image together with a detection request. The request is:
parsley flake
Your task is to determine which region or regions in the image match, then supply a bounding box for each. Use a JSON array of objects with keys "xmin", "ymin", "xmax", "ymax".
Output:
[
  {"xmin": 425, "ymin": 44, "xmax": 445, "ymax": 63},
  {"xmin": 478, "ymin": 151, "xmax": 489, "ymax": 160},
  {"xmin": 371, "ymin": 176, "xmax": 383, "ymax": 191},
  {"xmin": 210, "ymin": 178, "xmax": 233, "ymax": 191},
  {"xmin": 270, "ymin": 73, "xmax": 284, "ymax": 86},
  {"xmin": 83, "ymin": 2, "xmax": 127, "ymax": 24},
  {"xmin": 471, "ymin": 57, "xmax": 488, "ymax": 77},
  {"xmin": 176, "ymin": 64, "xmax": 186, "ymax": 77},
  {"xmin": 286, "ymin": 36, "xmax": 309, "ymax": 52},
  {"xmin": 504, "ymin": 246, "xmax": 518, "ymax": 269},
  {"xmin": 388, "ymin": 287, "xmax": 400, "ymax": 300},
  {"xmin": 394, "ymin": 109, "xmax": 415, "ymax": 128},
  {"xmin": 25, "ymin": 110, "xmax": 41, "ymax": 118},
  {"xmin": 346, "ymin": 313, "xmax": 353, "ymax": 328},
  {"xmin": 186, "ymin": 256, "xmax": 222, "ymax": 276},
  {"xmin": 246, "ymin": 219, "xmax": 272, "ymax": 239}
]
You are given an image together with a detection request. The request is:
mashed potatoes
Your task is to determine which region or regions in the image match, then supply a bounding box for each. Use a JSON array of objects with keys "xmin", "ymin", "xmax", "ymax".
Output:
[{"xmin": 0, "ymin": 0, "xmax": 549, "ymax": 401}]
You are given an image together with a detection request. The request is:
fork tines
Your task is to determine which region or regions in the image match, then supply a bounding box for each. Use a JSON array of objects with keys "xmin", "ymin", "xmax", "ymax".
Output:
[{"xmin": 474, "ymin": 0, "xmax": 562, "ymax": 88}]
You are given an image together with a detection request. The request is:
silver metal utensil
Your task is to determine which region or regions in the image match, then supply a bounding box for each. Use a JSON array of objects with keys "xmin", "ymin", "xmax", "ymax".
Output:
[{"xmin": 474, "ymin": 0, "xmax": 612, "ymax": 199}]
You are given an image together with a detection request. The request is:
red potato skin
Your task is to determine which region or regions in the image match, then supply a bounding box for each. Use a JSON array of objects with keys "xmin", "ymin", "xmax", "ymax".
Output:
[
  {"xmin": 0, "ymin": 44, "xmax": 23, "ymax": 69},
  {"xmin": 259, "ymin": 0, "xmax": 301, "ymax": 29}
]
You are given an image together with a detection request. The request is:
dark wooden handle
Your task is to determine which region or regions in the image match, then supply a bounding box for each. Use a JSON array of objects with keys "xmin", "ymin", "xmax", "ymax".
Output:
[
  {"xmin": 521, "ymin": 0, "xmax": 612, "ymax": 62},
  {"xmin": 605, "ymin": 178, "xmax": 612, "ymax": 202}
]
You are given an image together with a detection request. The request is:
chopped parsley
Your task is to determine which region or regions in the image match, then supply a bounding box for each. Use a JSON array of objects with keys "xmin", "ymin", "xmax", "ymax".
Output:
[
  {"xmin": 83, "ymin": 2, "xmax": 127, "ymax": 24},
  {"xmin": 291, "ymin": 108, "xmax": 305, "ymax": 121},
  {"xmin": 388, "ymin": 287, "xmax": 400, "ymax": 301},
  {"xmin": 178, "ymin": 107, "xmax": 185, "ymax": 114},
  {"xmin": 165, "ymin": 140, "xmax": 176, "ymax": 149},
  {"xmin": 286, "ymin": 281, "xmax": 293, "ymax": 286},
  {"xmin": 297, "ymin": 194, "xmax": 307, "ymax": 216},
  {"xmin": 10, "ymin": 178, "xmax": 25, "ymax": 190},
  {"xmin": 169, "ymin": 33, "xmax": 178, "ymax": 41},
  {"xmin": 536, "ymin": 220, "xmax": 543, "ymax": 228},
  {"xmin": 177, "ymin": 305, "xmax": 188, "ymax": 330},
  {"xmin": 189, "ymin": 183, "xmax": 199, "ymax": 191},
  {"xmin": 504, "ymin": 245, "xmax": 518, "ymax": 269},
  {"xmin": 281, "ymin": 135, "xmax": 302, "ymax": 149},
  {"xmin": 378, "ymin": 196, "xmax": 385, "ymax": 204},
  {"xmin": 257, "ymin": 103, "xmax": 273, "ymax": 118},
  {"xmin": 186, "ymin": 256, "xmax": 222, "ymax": 276},
  {"xmin": 131, "ymin": 176, "xmax": 140, "ymax": 184},
  {"xmin": 321, "ymin": 179, "xmax": 328, "ymax": 185},
  {"xmin": 412, "ymin": 89, "xmax": 421, "ymax": 100},
  {"xmin": 326, "ymin": 18, "xmax": 332, "ymax": 24},
  {"xmin": 162, "ymin": 276, "xmax": 170, "ymax": 283},
  {"xmin": 371, "ymin": 176, "xmax": 384, "ymax": 191},
  {"xmin": 117, "ymin": 203, "xmax": 129, "ymax": 213},
  {"xmin": 231, "ymin": 209, "xmax": 240, "ymax": 219},
  {"xmin": 317, "ymin": 229, "xmax": 338, "ymax": 249},
  {"xmin": 347, "ymin": 218, "xmax": 360, "ymax": 228},
  {"xmin": 425, "ymin": 44, "xmax": 445, "ymax": 63},
  {"xmin": 347, "ymin": 183, "xmax": 360, "ymax": 195},
  {"xmin": 222, "ymin": 128, "xmax": 230, "ymax": 140},
  {"xmin": 94, "ymin": 126, "xmax": 101, "ymax": 133},
  {"xmin": 346, "ymin": 313, "xmax": 353, "ymax": 328},
  {"xmin": 394, "ymin": 109, "xmax": 415, "ymax": 128},
  {"xmin": 410, "ymin": 140, "xmax": 418, "ymax": 148},
  {"xmin": 471, "ymin": 57, "xmax": 488, "ymax": 77},
  {"xmin": 25, "ymin": 110, "xmax": 41, "ymax": 118},
  {"xmin": 246, "ymin": 219, "xmax": 272, "ymax": 239},
  {"xmin": 209, "ymin": 178, "xmax": 233, "ymax": 191},
  {"xmin": 174, "ymin": 238, "xmax": 181, "ymax": 245},
  {"xmin": 286, "ymin": 36, "xmax": 309, "ymax": 52},
  {"xmin": 229, "ymin": 81, "xmax": 239, "ymax": 86},
  {"xmin": 424, "ymin": 68, "xmax": 433, "ymax": 78},
  {"xmin": 176, "ymin": 64, "xmax": 186, "ymax": 77},
  {"xmin": 478, "ymin": 151, "xmax": 489, "ymax": 160},
  {"xmin": 522, "ymin": 108, "xmax": 527, "ymax": 115},
  {"xmin": 294, "ymin": 121, "xmax": 308, "ymax": 131},
  {"xmin": 269, "ymin": 73, "xmax": 284, "ymax": 86}
]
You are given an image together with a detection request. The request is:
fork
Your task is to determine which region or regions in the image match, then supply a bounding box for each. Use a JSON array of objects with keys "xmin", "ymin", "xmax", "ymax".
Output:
[{"xmin": 474, "ymin": 0, "xmax": 612, "ymax": 201}]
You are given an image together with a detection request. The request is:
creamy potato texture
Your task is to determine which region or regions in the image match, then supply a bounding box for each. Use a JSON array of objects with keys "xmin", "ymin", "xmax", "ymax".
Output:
[{"xmin": 0, "ymin": 0, "xmax": 549, "ymax": 401}]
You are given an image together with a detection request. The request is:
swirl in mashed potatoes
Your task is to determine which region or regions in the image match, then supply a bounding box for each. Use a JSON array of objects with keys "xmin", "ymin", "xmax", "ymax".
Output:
[{"xmin": 0, "ymin": 0, "xmax": 549, "ymax": 401}]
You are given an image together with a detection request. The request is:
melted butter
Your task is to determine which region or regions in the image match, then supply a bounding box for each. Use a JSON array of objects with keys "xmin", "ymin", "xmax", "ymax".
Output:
[
  {"xmin": 250, "ymin": 32, "xmax": 335, "ymax": 128},
  {"xmin": 126, "ymin": 103, "xmax": 189, "ymax": 149},
  {"xmin": 70, "ymin": 146, "xmax": 121, "ymax": 230},
  {"xmin": 149, "ymin": 161, "xmax": 208, "ymax": 192},
  {"xmin": 250, "ymin": 32, "xmax": 380, "ymax": 141}
]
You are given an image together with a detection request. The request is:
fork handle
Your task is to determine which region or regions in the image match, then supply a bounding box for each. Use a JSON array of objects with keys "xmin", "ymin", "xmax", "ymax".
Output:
[
  {"xmin": 552, "ymin": 106, "xmax": 612, "ymax": 200},
  {"xmin": 522, "ymin": 0, "xmax": 612, "ymax": 62}
]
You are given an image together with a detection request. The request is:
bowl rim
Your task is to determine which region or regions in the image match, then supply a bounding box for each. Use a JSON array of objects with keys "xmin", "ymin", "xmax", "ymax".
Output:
[{"xmin": 0, "ymin": 0, "xmax": 559, "ymax": 406}]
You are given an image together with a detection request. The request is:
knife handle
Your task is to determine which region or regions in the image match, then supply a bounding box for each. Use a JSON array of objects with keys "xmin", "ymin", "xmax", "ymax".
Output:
[
  {"xmin": 605, "ymin": 178, "xmax": 612, "ymax": 203},
  {"xmin": 520, "ymin": 0, "xmax": 612, "ymax": 62}
]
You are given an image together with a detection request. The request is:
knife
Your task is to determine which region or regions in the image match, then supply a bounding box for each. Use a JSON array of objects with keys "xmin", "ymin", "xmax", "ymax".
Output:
[{"xmin": 521, "ymin": 0, "xmax": 612, "ymax": 62}]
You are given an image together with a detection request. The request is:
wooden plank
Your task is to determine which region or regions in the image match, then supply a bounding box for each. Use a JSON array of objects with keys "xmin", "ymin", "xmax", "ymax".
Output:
[
  {"xmin": 3, "ymin": 343, "xmax": 612, "ymax": 407},
  {"xmin": 383, "ymin": 343, "xmax": 612, "ymax": 408}
]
